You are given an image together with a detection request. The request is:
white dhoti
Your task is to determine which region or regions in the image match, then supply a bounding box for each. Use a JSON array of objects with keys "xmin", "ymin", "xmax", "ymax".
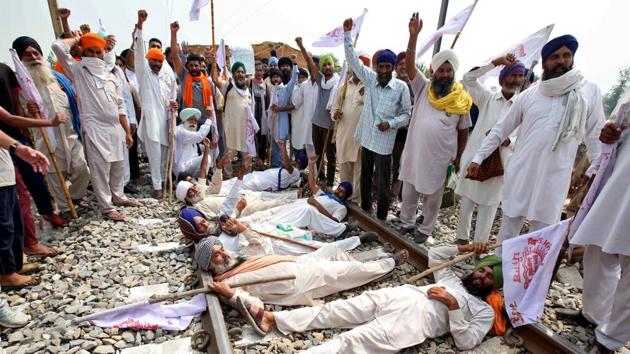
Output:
[
  {"xmin": 143, "ymin": 140, "xmax": 168, "ymax": 190},
  {"xmin": 400, "ymin": 182, "xmax": 443, "ymax": 234},
  {"xmin": 177, "ymin": 154, "xmax": 210, "ymax": 178},
  {"xmin": 455, "ymin": 196, "xmax": 498, "ymax": 243}
]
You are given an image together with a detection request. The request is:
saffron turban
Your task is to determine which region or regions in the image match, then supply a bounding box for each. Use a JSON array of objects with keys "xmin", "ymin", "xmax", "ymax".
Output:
[
  {"xmin": 499, "ymin": 61, "xmax": 527, "ymax": 85},
  {"xmin": 268, "ymin": 56, "xmax": 279, "ymax": 66},
  {"xmin": 180, "ymin": 108, "xmax": 202, "ymax": 122},
  {"xmin": 475, "ymin": 255, "xmax": 503, "ymax": 289},
  {"xmin": 278, "ymin": 56, "xmax": 293, "ymax": 68},
  {"xmin": 195, "ymin": 236, "xmax": 223, "ymax": 271},
  {"xmin": 145, "ymin": 48, "xmax": 165, "ymax": 61},
  {"xmin": 231, "ymin": 61, "xmax": 246, "ymax": 75},
  {"xmin": 339, "ymin": 181, "xmax": 353, "ymax": 200},
  {"xmin": 12, "ymin": 36, "xmax": 42, "ymax": 59},
  {"xmin": 431, "ymin": 49, "xmax": 459, "ymax": 72},
  {"xmin": 541, "ymin": 34, "xmax": 578, "ymax": 63},
  {"xmin": 295, "ymin": 155, "xmax": 308, "ymax": 170},
  {"xmin": 375, "ymin": 49, "xmax": 396, "ymax": 66},
  {"xmin": 175, "ymin": 181, "xmax": 193, "ymax": 202},
  {"xmin": 396, "ymin": 52, "xmax": 406, "ymax": 66},
  {"xmin": 319, "ymin": 55, "xmax": 334, "ymax": 71},
  {"xmin": 80, "ymin": 33, "xmax": 106, "ymax": 51}
]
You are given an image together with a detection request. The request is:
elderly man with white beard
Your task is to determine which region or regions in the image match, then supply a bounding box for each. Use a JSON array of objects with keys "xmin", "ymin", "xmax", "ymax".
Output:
[
  {"xmin": 12, "ymin": 36, "xmax": 91, "ymax": 216},
  {"xmin": 174, "ymin": 107, "xmax": 215, "ymax": 177},
  {"xmin": 194, "ymin": 235, "xmax": 408, "ymax": 308}
]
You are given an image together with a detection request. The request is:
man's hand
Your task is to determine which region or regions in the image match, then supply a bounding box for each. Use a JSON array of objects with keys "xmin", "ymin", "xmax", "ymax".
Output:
[
  {"xmin": 80, "ymin": 24, "xmax": 91, "ymax": 34},
  {"xmin": 137, "ymin": 10, "xmax": 148, "ymax": 29},
  {"xmin": 207, "ymin": 282, "xmax": 235, "ymax": 299},
  {"xmin": 271, "ymin": 104, "xmax": 281, "ymax": 113},
  {"xmin": 307, "ymin": 196, "xmax": 317, "ymax": 206},
  {"xmin": 290, "ymin": 54, "xmax": 298, "ymax": 62},
  {"xmin": 427, "ymin": 286, "xmax": 459, "ymax": 310},
  {"xmin": 276, "ymin": 140, "xmax": 286, "ymax": 149},
  {"xmin": 58, "ymin": 8, "xmax": 71, "ymax": 19},
  {"xmin": 600, "ymin": 121, "xmax": 628, "ymax": 144},
  {"xmin": 169, "ymin": 100, "xmax": 179, "ymax": 110},
  {"xmin": 15, "ymin": 144, "xmax": 49, "ymax": 173},
  {"xmin": 51, "ymin": 113, "xmax": 68, "ymax": 126},
  {"xmin": 492, "ymin": 53, "xmax": 516, "ymax": 67},
  {"xmin": 466, "ymin": 162, "xmax": 480, "ymax": 179},
  {"xmin": 332, "ymin": 111, "xmax": 342, "ymax": 121},
  {"xmin": 501, "ymin": 137, "xmax": 511, "ymax": 147},
  {"xmin": 459, "ymin": 242, "xmax": 490, "ymax": 254},
  {"xmin": 206, "ymin": 48, "xmax": 217, "ymax": 65},
  {"xmin": 170, "ymin": 21, "xmax": 179, "ymax": 34},
  {"xmin": 125, "ymin": 132, "xmax": 134, "ymax": 148},
  {"xmin": 235, "ymin": 197, "xmax": 247, "ymax": 212},
  {"xmin": 377, "ymin": 121, "xmax": 390, "ymax": 132},
  {"xmin": 202, "ymin": 137, "xmax": 211, "ymax": 149},
  {"xmin": 105, "ymin": 35, "xmax": 116, "ymax": 51},
  {"xmin": 408, "ymin": 12, "xmax": 423, "ymax": 35},
  {"xmin": 294, "ymin": 37, "xmax": 304, "ymax": 50},
  {"xmin": 343, "ymin": 18, "xmax": 353, "ymax": 33},
  {"xmin": 26, "ymin": 102, "xmax": 40, "ymax": 117},
  {"xmin": 225, "ymin": 217, "xmax": 248, "ymax": 233},
  {"xmin": 129, "ymin": 123, "xmax": 137, "ymax": 136}
]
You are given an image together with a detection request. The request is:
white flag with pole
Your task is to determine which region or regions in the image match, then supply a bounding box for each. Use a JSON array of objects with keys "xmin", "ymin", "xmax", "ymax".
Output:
[
  {"xmin": 189, "ymin": 0, "xmax": 210, "ymax": 21},
  {"xmin": 312, "ymin": 8, "xmax": 368, "ymax": 47},
  {"xmin": 216, "ymin": 38, "xmax": 227, "ymax": 72},
  {"xmin": 416, "ymin": 0, "xmax": 478, "ymax": 59}
]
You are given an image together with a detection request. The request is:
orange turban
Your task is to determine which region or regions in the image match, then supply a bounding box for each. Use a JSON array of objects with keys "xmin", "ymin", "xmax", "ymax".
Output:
[
  {"xmin": 359, "ymin": 55, "xmax": 371, "ymax": 67},
  {"xmin": 80, "ymin": 33, "xmax": 106, "ymax": 51},
  {"xmin": 146, "ymin": 48, "xmax": 165, "ymax": 61}
]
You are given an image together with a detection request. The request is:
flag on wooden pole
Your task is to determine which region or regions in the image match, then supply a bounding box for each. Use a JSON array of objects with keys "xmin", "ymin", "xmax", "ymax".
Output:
[
  {"xmin": 216, "ymin": 38, "xmax": 226, "ymax": 71},
  {"xmin": 416, "ymin": 0, "xmax": 478, "ymax": 59},
  {"xmin": 189, "ymin": 0, "xmax": 210, "ymax": 21},
  {"xmin": 312, "ymin": 8, "xmax": 367, "ymax": 47}
]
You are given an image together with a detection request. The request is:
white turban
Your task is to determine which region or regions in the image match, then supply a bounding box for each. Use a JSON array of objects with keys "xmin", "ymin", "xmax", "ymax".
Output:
[
  {"xmin": 176, "ymin": 181, "xmax": 193, "ymax": 202},
  {"xmin": 431, "ymin": 49, "xmax": 459, "ymax": 73}
]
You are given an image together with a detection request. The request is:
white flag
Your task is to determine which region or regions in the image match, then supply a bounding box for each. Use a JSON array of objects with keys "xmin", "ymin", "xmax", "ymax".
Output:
[
  {"xmin": 416, "ymin": 0, "xmax": 478, "ymax": 59},
  {"xmin": 217, "ymin": 39, "xmax": 226, "ymax": 71},
  {"xmin": 189, "ymin": 0, "xmax": 210, "ymax": 21},
  {"xmin": 9, "ymin": 49, "xmax": 56, "ymax": 149},
  {"xmin": 312, "ymin": 9, "xmax": 368, "ymax": 47},
  {"xmin": 479, "ymin": 24, "xmax": 555, "ymax": 82},
  {"xmin": 502, "ymin": 220, "xmax": 570, "ymax": 327}
]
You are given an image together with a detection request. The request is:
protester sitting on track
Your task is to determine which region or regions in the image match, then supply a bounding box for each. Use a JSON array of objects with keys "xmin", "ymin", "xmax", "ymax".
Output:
[
  {"xmin": 240, "ymin": 243, "xmax": 501, "ymax": 353},
  {"xmin": 194, "ymin": 235, "xmax": 408, "ymax": 307}
]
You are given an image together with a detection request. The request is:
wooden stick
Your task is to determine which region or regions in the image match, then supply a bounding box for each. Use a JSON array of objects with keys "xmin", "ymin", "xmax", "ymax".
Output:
[
  {"xmin": 450, "ymin": 31, "xmax": 462, "ymax": 49},
  {"xmin": 210, "ymin": 0, "xmax": 216, "ymax": 46},
  {"xmin": 252, "ymin": 229, "xmax": 319, "ymax": 250},
  {"xmin": 166, "ymin": 110, "xmax": 177, "ymax": 203},
  {"xmin": 35, "ymin": 113, "xmax": 77, "ymax": 219},
  {"xmin": 406, "ymin": 244, "xmax": 500, "ymax": 283},
  {"xmin": 46, "ymin": 0, "xmax": 63, "ymax": 38},
  {"xmin": 147, "ymin": 275, "xmax": 296, "ymax": 304}
]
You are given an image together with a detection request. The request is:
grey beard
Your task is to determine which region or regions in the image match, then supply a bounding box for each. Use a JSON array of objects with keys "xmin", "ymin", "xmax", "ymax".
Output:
[
  {"xmin": 431, "ymin": 76, "xmax": 454, "ymax": 98},
  {"xmin": 25, "ymin": 61, "xmax": 55, "ymax": 89},
  {"xmin": 185, "ymin": 192, "xmax": 204, "ymax": 205},
  {"xmin": 210, "ymin": 253, "xmax": 246, "ymax": 275},
  {"xmin": 184, "ymin": 123, "xmax": 197, "ymax": 131},
  {"xmin": 234, "ymin": 78, "xmax": 246, "ymax": 89}
]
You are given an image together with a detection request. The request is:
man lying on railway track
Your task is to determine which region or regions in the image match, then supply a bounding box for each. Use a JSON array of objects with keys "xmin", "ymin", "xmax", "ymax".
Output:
[
  {"xmin": 240, "ymin": 243, "xmax": 498, "ymax": 353},
  {"xmin": 194, "ymin": 236, "xmax": 408, "ymax": 307}
]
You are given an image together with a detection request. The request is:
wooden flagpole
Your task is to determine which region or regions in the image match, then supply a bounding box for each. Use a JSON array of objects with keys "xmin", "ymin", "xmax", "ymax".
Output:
[
  {"xmin": 211, "ymin": 0, "xmax": 216, "ymax": 46},
  {"xmin": 166, "ymin": 109, "xmax": 177, "ymax": 203},
  {"xmin": 46, "ymin": 0, "xmax": 63, "ymax": 38},
  {"xmin": 35, "ymin": 113, "xmax": 78, "ymax": 219}
]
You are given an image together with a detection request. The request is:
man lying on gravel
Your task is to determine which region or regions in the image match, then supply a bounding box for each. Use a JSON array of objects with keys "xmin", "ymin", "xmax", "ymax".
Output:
[
  {"xmin": 241, "ymin": 243, "xmax": 499, "ymax": 353},
  {"xmin": 195, "ymin": 236, "xmax": 408, "ymax": 307}
]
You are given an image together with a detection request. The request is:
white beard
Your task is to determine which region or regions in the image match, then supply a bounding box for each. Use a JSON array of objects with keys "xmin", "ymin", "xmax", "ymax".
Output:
[
  {"xmin": 210, "ymin": 251, "xmax": 243, "ymax": 275},
  {"xmin": 183, "ymin": 122, "xmax": 197, "ymax": 131},
  {"xmin": 185, "ymin": 192, "xmax": 204, "ymax": 205},
  {"xmin": 24, "ymin": 60, "xmax": 56, "ymax": 90}
]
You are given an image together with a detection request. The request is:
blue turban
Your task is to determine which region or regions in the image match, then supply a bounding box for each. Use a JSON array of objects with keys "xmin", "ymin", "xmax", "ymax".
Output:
[
  {"xmin": 338, "ymin": 181, "xmax": 353, "ymax": 200},
  {"xmin": 376, "ymin": 49, "xmax": 396, "ymax": 66},
  {"xmin": 180, "ymin": 208, "xmax": 205, "ymax": 232},
  {"xmin": 541, "ymin": 34, "xmax": 578, "ymax": 63},
  {"xmin": 295, "ymin": 155, "xmax": 308, "ymax": 170},
  {"xmin": 499, "ymin": 61, "xmax": 527, "ymax": 85},
  {"xmin": 268, "ymin": 56, "xmax": 279, "ymax": 66}
]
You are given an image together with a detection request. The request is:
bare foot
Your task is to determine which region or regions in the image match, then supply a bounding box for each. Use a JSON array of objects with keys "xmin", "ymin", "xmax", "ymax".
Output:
[
  {"xmin": 394, "ymin": 249, "xmax": 409, "ymax": 266},
  {"xmin": 24, "ymin": 243, "xmax": 62, "ymax": 257},
  {"xmin": 0, "ymin": 273, "xmax": 40, "ymax": 289}
]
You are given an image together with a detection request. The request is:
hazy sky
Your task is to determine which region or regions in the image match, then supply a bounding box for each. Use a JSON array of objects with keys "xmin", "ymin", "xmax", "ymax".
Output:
[{"xmin": 1, "ymin": 0, "xmax": 627, "ymax": 92}]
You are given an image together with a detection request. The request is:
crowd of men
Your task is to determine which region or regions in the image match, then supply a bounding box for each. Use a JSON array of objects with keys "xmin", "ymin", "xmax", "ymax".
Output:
[{"xmin": 0, "ymin": 7, "xmax": 628, "ymax": 354}]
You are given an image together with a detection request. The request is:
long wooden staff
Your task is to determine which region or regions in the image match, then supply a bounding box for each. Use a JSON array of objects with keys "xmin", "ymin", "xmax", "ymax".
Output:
[
  {"xmin": 406, "ymin": 244, "xmax": 500, "ymax": 283},
  {"xmin": 35, "ymin": 112, "xmax": 77, "ymax": 219},
  {"xmin": 317, "ymin": 32, "xmax": 360, "ymax": 181},
  {"xmin": 147, "ymin": 274, "xmax": 296, "ymax": 304},
  {"xmin": 252, "ymin": 228, "xmax": 319, "ymax": 250},
  {"xmin": 166, "ymin": 109, "xmax": 177, "ymax": 203}
]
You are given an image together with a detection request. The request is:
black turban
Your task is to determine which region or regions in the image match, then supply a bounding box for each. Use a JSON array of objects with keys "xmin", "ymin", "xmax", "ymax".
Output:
[
  {"xmin": 278, "ymin": 56, "xmax": 293, "ymax": 68},
  {"xmin": 12, "ymin": 36, "xmax": 42, "ymax": 59}
]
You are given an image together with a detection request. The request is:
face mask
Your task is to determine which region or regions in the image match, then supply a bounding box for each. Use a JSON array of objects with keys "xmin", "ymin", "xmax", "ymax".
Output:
[{"xmin": 81, "ymin": 57, "xmax": 105, "ymax": 76}]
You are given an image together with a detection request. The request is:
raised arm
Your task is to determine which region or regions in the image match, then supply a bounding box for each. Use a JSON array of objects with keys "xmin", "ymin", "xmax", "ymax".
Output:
[
  {"xmin": 134, "ymin": 10, "xmax": 150, "ymax": 78},
  {"xmin": 51, "ymin": 30, "xmax": 82, "ymax": 81},
  {"xmin": 169, "ymin": 21, "xmax": 185, "ymax": 78},
  {"xmin": 277, "ymin": 140, "xmax": 293, "ymax": 174},
  {"xmin": 307, "ymin": 155, "xmax": 320, "ymax": 195},
  {"xmin": 0, "ymin": 105, "xmax": 65, "ymax": 128},
  {"xmin": 295, "ymin": 37, "xmax": 319, "ymax": 82},
  {"xmin": 405, "ymin": 12, "xmax": 423, "ymax": 82},
  {"xmin": 199, "ymin": 138, "xmax": 211, "ymax": 180},
  {"xmin": 58, "ymin": 8, "xmax": 72, "ymax": 34},
  {"xmin": 342, "ymin": 18, "xmax": 372, "ymax": 85}
]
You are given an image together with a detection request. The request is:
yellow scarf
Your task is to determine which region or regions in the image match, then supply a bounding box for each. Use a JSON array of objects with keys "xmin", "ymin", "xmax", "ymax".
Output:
[{"xmin": 427, "ymin": 82, "xmax": 472, "ymax": 115}]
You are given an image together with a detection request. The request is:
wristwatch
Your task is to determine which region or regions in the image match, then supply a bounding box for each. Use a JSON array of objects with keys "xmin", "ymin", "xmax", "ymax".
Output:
[{"xmin": 9, "ymin": 142, "xmax": 20, "ymax": 154}]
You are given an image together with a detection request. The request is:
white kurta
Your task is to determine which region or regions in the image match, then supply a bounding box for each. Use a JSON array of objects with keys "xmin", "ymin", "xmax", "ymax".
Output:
[
  {"xmin": 291, "ymin": 82, "xmax": 308, "ymax": 149},
  {"xmin": 472, "ymin": 81, "xmax": 604, "ymax": 224},
  {"xmin": 331, "ymin": 80, "xmax": 363, "ymax": 164},
  {"xmin": 241, "ymin": 167, "xmax": 300, "ymax": 191},
  {"xmin": 456, "ymin": 63, "xmax": 516, "ymax": 206},
  {"xmin": 274, "ymin": 245, "xmax": 494, "ymax": 353},
  {"xmin": 301, "ymin": 80, "xmax": 319, "ymax": 146},
  {"xmin": 399, "ymin": 74, "xmax": 472, "ymax": 194},
  {"xmin": 174, "ymin": 121, "xmax": 212, "ymax": 175},
  {"xmin": 226, "ymin": 244, "xmax": 394, "ymax": 306},
  {"xmin": 135, "ymin": 29, "xmax": 177, "ymax": 146},
  {"xmin": 221, "ymin": 81, "xmax": 251, "ymax": 152}
]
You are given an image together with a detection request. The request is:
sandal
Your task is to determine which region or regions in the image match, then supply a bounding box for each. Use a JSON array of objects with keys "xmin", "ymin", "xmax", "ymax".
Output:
[
  {"xmin": 17, "ymin": 263, "xmax": 41, "ymax": 275},
  {"xmin": 0, "ymin": 275, "xmax": 41, "ymax": 290},
  {"xmin": 43, "ymin": 213, "xmax": 69, "ymax": 228},
  {"xmin": 103, "ymin": 211, "xmax": 126, "ymax": 222},
  {"xmin": 236, "ymin": 297, "xmax": 266, "ymax": 336}
]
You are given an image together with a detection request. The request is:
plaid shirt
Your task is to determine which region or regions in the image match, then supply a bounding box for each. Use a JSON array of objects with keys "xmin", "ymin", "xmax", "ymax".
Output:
[{"xmin": 344, "ymin": 32, "xmax": 411, "ymax": 155}]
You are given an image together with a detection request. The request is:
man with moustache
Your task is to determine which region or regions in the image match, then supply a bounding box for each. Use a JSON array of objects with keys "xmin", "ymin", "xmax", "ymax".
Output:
[
  {"xmin": 454, "ymin": 53, "xmax": 525, "ymax": 245},
  {"xmin": 399, "ymin": 13, "xmax": 472, "ymax": 243},
  {"xmin": 391, "ymin": 52, "xmax": 412, "ymax": 195},
  {"xmin": 134, "ymin": 10, "xmax": 178, "ymax": 199},
  {"xmin": 343, "ymin": 19, "xmax": 411, "ymax": 221},
  {"xmin": 290, "ymin": 68, "xmax": 310, "ymax": 157},
  {"xmin": 214, "ymin": 61, "xmax": 252, "ymax": 154},
  {"xmin": 268, "ymin": 56, "xmax": 298, "ymax": 168},
  {"xmin": 467, "ymin": 34, "xmax": 604, "ymax": 249},
  {"xmin": 12, "ymin": 36, "xmax": 91, "ymax": 217}
]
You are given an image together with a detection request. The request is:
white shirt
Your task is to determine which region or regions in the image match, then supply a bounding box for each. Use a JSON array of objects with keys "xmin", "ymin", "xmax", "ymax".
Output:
[
  {"xmin": 291, "ymin": 82, "xmax": 308, "ymax": 149},
  {"xmin": 113, "ymin": 67, "xmax": 137, "ymax": 125},
  {"xmin": 0, "ymin": 149, "xmax": 15, "ymax": 187},
  {"xmin": 472, "ymin": 81, "xmax": 604, "ymax": 224},
  {"xmin": 174, "ymin": 121, "xmax": 212, "ymax": 174},
  {"xmin": 313, "ymin": 190, "xmax": 347, "ymax": 221},
  {"xmin": 399, "ymin": 74, "xmax": 472, "ymax": 194},
  {"xmin": 242, "ymin": 167, "xmax": 300, "ymax": 191},
  {"xmin": 301, "ymin": 80, "xmax": 319, "ymax": 146},
  {"xmin": 456, "ymin": 63, "xmax": 516, "ymax": 206}
]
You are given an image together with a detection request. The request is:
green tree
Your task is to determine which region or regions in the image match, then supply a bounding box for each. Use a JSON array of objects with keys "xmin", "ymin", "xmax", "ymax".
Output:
[
  {"xmin": 416, "ymin": 62, "xmax": 430, "ymax": 77},
  {"xmin": 603, "ymin": 66, "xmax": 630, "ymax": 117}
]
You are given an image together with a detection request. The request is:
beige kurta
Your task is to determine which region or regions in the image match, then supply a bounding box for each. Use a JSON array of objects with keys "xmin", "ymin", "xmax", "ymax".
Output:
[
  {"xmin": 221, "ymin": 80, "xmax": 250, "ymax": 152},
  {"xmin": 331, "ymin": 80, "xmax": 363, "ymax": 164}
]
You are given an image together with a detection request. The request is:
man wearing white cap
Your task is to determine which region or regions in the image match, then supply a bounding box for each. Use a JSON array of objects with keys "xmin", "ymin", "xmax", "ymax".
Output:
[
  {"xmin": 399, "ymin": 13, "xmax": 472, "ymax": 243},
  {"xmin": 174, "ymin": 107, "xmax": 215, "ymax": 177}
]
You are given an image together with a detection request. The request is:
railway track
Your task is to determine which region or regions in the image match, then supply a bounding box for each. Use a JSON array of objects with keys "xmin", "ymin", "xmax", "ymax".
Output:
[{"xmin": 193, "ymin": 203, "xmax": 587, "ymax": 354}]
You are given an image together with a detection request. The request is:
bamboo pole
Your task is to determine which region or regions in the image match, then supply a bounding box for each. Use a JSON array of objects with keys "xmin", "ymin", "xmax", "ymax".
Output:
[
  {"xmin": 450, "ymin": 31, "xmax": 462, "ymax": 49},
  {"xmin": 46, "ymin": 0, "xmax": 63, "ymax": 38},
  {"xmin": 35, "ymin": 113, "xmax": 77, "ymax": 219},
  {"xmin": 211, "ymin": 0, "xmax": 216, "ymax": 46},
  {"xmin": 252, "ymin": 229, "xmax": 319, "ymax": 250},
  {"xmin": 147, "ymin": 274, "xmax": 296, "ymax": 304},
  {"xmin": 406, "ymin": 244, "xmax": 500, "ymax": 283},
  {"xmin": 166, "ymin": 110, "xmax": 177, "ymax": 203}
]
